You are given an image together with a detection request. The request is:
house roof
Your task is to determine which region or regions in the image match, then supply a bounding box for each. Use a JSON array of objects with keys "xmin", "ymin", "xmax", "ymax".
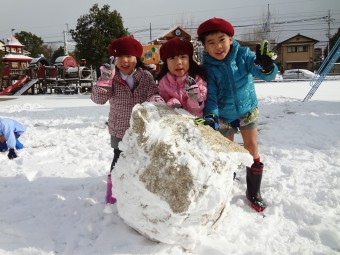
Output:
[
  {"xmin": 2, "ymin": 54, "xmax": 33, "ymax": 62},
  {"xmin": 149, "ymin": 25, "xmax": 193, "ymax": 44},
  {"xmin": 5, "ymin": 35, "xmax": 24, "ymax": 47},
  {"xmin": 277, "ymin": 34, "xmax": 319, "ymax": 46}
]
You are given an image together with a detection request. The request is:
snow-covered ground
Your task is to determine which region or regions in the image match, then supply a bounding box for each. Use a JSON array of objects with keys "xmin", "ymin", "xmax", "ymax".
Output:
[{"xmin": 0, "ymin": 80, "xmax": 339, "ymax": 255}]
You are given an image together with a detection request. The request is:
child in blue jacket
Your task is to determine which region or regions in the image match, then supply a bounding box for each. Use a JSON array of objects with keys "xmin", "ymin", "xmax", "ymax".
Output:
[
  {"xmin": 197, "ymin": 17, "xmax": 278, "ymax": 212},
  {"xmin": 0, "ymin": 117, "xmax": 26, "ymax": 159}
]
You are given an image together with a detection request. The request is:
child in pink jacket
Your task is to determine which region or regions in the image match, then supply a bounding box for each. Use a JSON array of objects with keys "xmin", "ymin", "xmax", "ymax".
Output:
[{"xmin": 157, "ymin": 38, "xmax": 207, "ymax": 117}]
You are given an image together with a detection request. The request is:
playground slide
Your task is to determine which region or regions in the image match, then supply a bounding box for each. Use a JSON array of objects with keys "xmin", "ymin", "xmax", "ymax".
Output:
[
  {"xmin": 14, "ymin": 78, "xmax": 39, "ymax": 95},
  {"xmin": 0, "ymin": 77, "xmax": 28, "ymax": 96}
]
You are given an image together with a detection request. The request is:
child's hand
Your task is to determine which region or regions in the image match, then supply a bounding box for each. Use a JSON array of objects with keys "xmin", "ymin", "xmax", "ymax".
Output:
[
  {"xmin": 185, "ymin": 75, "xmax": 202, "ymax": 101},
  {"xmin": 149, "ymin": 95, "xmax": 165, "ymax": 103},
  {"xmin": 254, "ymin": 40, "xmax": 277, "ymax": 74},
  {"xmin": 8, "ymin": 148, "xmax": 17, "ymax": 160},
  {"xmin": 167, "ymin": 98, "xmax": 182, "ymax": 108},
  {"xmin": 96, "ymin": 62, "xmax": 115, "ymax": 87},
  {"xmin": 194, "ymin": 114, "xmax": 219, "ymax": 130}
]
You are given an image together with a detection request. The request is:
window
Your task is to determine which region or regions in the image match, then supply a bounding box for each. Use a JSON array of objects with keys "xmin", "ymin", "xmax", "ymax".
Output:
[
  {"xmin": 287, "ymin": 46, "xmax": 296, "ymax": 53},
  {"xmin": 298, "ymin": 46, "xmax": 308, "ymax": 52},
  {"xmin": 287, "ymin": 45, "xmax": 309, "ymax": 53}
]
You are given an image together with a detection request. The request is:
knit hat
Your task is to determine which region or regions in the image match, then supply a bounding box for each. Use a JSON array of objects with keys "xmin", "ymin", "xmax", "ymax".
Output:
[
  {"xmin": 108, "ymin": 36, "xmax": 143, "ymax": 57},
  {"xmin": 197, "ymin": 18, "xmax": 234, "ymax": 37},
  {"xmin": 160, "ymin": 37, "xmax": 194, "ymax": 62}
]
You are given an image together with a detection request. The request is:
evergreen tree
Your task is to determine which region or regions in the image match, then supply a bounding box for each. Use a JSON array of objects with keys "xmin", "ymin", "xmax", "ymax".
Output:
[
  {"xmin": 70, "ymin": 4, "xmax": 128, "ymax": 72},
  {"xmin": 15, "ymin": 31, "xmax": 44, "ymax": 58},
  {"xmin": 51, "ymin": 46, "xmax": 66, "ymax": 63},
  {"xmin": 324, "ymin": 27, "xmax": 340, "ymax": 62},
  {"xmin": 0, "ymin": 47, "xmax": 4, "ymax": 82},
  {"xmin": 330, "ymin": 27, "xmax": 340, "ymax": 63}
]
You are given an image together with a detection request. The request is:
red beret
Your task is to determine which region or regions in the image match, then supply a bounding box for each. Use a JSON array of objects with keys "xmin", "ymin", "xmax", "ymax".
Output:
[
  {"xmin": 197, "ymin": 18, "xmax": 234, "ymax": 37},
  {"xmin": 108, "ymin": 36, "xmax": 143, "ymax": 57},
  {"xmin": 160, "ymin": 37, "xmax": 194, "ymax": 62}
]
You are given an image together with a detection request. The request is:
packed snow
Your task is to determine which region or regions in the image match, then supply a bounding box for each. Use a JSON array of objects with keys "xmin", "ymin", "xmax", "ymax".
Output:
[{"xmin": 0, "ymin": 80, "xmax": 339, "ymax": 255}]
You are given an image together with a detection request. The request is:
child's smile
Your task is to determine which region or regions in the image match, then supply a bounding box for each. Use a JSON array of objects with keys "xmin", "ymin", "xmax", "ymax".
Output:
[{"xmin": 204, "ymin": 32, "xmax": 232, "ymax": 61}]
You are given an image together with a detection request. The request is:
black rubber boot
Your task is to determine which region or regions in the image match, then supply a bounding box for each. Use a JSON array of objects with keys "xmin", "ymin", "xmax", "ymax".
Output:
[
  {"xmin": 110, "ymin": 149, "xmax": 122, "ymax": 173},
  {"xmin": 246, "ymin": 162, "xmax": 267, "ymax": 212}
]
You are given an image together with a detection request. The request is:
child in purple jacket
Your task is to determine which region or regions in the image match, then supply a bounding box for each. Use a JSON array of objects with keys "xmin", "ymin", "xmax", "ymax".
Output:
[{"xmin": 0, "ymin": 117, "xmax": 26, "ymax": 159}]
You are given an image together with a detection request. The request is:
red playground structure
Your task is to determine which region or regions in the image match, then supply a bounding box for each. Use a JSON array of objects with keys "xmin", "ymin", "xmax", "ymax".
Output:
[{"xmin": 1, "ymin": 35, "xmax": 94, "ymax": 96}]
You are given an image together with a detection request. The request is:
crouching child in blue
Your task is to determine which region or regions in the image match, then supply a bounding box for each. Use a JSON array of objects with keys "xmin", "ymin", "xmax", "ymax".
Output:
[
  {"xmin": 197, "ymin": 18, "xmax": 278, "ymax": 212},
  {"xmin": 0, "ymin": 117, "xmax": 26, "ymax": 159}
]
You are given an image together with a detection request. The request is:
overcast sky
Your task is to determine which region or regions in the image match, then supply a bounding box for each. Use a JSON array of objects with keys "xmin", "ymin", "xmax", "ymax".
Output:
[{"xmin": 1, "ymin": 0, "xmax": 339, "ymax": 50}]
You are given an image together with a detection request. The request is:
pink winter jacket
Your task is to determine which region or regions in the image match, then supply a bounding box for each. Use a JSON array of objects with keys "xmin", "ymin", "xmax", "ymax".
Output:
[
  {"xmin": 91, "ymin": 67, "xmax": 159, "ymax": 139},
  {"xmin": 158, "ymin": 73, "xmax": 207, "ymax": 117}
]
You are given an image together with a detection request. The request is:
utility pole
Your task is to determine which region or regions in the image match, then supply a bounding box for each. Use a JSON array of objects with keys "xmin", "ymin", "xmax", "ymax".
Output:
[
  {"xmin": 327, "ymin": 10, "xmax": 331, "ymax": 54},
  {"xmin": 64, "ymin": 23, "xmax": 69, "ymax": 55},
  {"xmin": 149, "ymin": 23, "xmax": 152, "ymax": 41},
  {"xmin": 263, "ymin": 4, "xmax": 271, "ymax": 45}
]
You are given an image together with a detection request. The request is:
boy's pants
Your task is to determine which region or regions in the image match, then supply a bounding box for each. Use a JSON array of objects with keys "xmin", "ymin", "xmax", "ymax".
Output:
[{"xmin": 0, "ymin": 133, "xmax": 24, "ymax": 152}]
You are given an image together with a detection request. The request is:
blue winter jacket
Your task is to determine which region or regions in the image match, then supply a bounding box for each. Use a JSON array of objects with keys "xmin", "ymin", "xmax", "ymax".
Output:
[
  {"xmin": 0, "ymin": 118, "xmax": 26, "ymax": 149},
  {"xmin": 203, "ymin": 39, "xmax": 278, "ymax": 123}
]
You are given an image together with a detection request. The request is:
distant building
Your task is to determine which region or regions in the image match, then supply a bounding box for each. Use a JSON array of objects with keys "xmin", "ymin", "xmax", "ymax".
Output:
[
  {"xmin": 1, "ymin": 35, "xmax": 33, "ymax": 87},
  {"xmin": 274, "ymin": 34, "xmax": 319, "ymax": 72},
  {"xmin": 149, "ymin": 25, "xmax": 192, "ymax": 45},
  {"xmin": 147, "ymin": 26, "xmax": 194, "ymax": 67},
  {"xmin": 0, "ymin": 40, "xmax": 4, "ymax": 51}
]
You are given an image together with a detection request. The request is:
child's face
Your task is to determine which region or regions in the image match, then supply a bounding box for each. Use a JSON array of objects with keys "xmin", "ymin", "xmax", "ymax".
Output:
[
  {"xmin": 204, "ymin": 32, "xmax": 232, "ymax": 60},
  {"xmin": 115, "ymin": 55, "xmax": 138, "ymax": 75},
  {"xmin": 166, "ymin": 54, "xmax": 190, "ymax": 77}
]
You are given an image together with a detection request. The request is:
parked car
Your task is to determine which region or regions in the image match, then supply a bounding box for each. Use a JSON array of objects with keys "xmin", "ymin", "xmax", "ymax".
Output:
[
  {"xmin": 283, "ymin": 69, "xmax": 318, "ymax": 80},
  {"xmin": 253, "ymin": 71, "xmax": 283, "ymax": 82}
]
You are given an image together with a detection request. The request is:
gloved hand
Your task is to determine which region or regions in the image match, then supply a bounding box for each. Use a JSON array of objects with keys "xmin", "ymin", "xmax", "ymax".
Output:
[
  {"xmin": 185, "ymin": 75, "xmax": 201, "ymax": 101},
  {"xmin": 149, "ymin": 95, "xmax": 165, "ymax": 103},
  {"xmin": 194, "ymin": 114, "xmax": 219, "ymax": 130},
  {"xmin": 96, "ymin": 58, "xmax": 116, "ymax": 87},
  {"xmin": 167, "ymin": 98, "xmax": 182, "ymax": 108},
  {"xmin": 8, "ymin": 148, "xmax": 17, "ymax": 160},
  {"xmin": 254, "ymin": 40, "xmax": 277, "ymax": 74}
]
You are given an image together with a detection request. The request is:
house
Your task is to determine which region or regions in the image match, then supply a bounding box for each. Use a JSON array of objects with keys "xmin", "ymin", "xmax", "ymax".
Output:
[
  {"xmin": 149, "ymin": 25, "xmax": 193, "ymax": 45},
  {"xmin": 145, "ymin": 25, "xmax": 194, "ymax": 68},
  {"xmin": 274, "ymin": 34, "xmax": 319, "ymax": 72},
  {"xmin": 0, "ymin": 40, "xmax": 4, "ymax": 51},
  {"xmin": 238, "ymin": 39, "xmax": 276, "ymax": 53},
  {"xmin": 1, "ymin": 35, "xmax": 33, "ymax": 88}
]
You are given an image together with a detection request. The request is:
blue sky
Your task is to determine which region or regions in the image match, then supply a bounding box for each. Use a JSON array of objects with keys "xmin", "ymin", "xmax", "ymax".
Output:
[{"xmin": 1, "ymin": 0, "xmax": 339, "ymax": 50}]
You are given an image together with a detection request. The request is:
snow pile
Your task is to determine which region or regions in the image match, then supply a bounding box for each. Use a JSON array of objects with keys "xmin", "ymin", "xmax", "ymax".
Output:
[
  {"xmin": 0, "ymin": 81, "xmax": 339, "ymax": 254},
  {"xmin": 113, "ymin": 103, "xmax": 251, "ymax": 249}
]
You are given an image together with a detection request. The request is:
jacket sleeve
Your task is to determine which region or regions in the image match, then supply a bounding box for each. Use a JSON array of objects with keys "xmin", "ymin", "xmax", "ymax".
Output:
[
  {"xmin": 144, "ymin": 71, "xmax": 160, "ymax": 100},
  {"xmin": 2, "ymin": 122, "xmax": 16, "ymax": 149},
  {"xmin": 203, "ymin": 73, "xmax": 219, "ymax": 117},
  {"xmin": 90, "ymin": 85, "xmax": 111, "ymax": 105},
  {"xmin": 158, "ymin": 77, "xmax": 172, "ymax": 102}
]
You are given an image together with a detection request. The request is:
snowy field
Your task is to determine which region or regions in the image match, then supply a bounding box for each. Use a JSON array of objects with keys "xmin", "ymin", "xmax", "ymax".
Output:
[{"xmin": 0, "ymin": 80, "xmax": 339, "ymax": 255}]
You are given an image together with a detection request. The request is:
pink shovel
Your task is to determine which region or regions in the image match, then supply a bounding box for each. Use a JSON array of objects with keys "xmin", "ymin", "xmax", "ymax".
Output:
[{"xmin": 105, "ymin": 174, "xmax": 117, "ymax": 204}]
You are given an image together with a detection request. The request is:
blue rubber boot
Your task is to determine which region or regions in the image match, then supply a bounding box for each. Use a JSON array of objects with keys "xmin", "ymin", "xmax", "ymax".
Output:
[{"xmin": 15, "ymin": 139, "xmax": 24, "ymax": 150}]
